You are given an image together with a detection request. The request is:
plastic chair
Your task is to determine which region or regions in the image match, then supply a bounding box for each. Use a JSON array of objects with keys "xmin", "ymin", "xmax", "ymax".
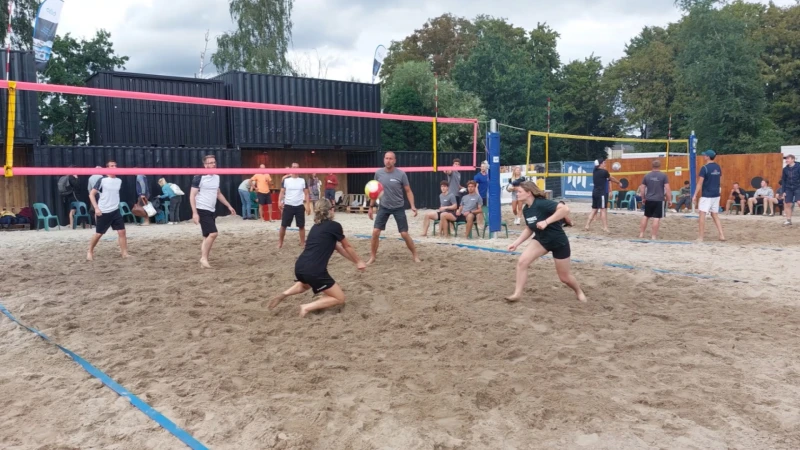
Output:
[
  {"xmin": 730, "ymin": 193, "xmax": 747, "ymax": 214},
  {"xmin": 671, "ymin": 191, "xmax": 680, "ymax": 204},
  {"xmin": 432, "ymin": 215, "xmax": 455, "ymax": 236},
  {"xmin": 608, "ymin": 191, "xmax": 619, "ymax": 209},
  {"xmin": 33, "ymin": 203, "xmax": 61, "ymax": 231},
  {"xmin": 482, "ymin": 205, "xmax": 508, "ymax": 238},
  {"xmin": 454, "ymin": 212, "xmax": 483, "ymax": 239},
  {"xmin": 619, "ymin": 191, "xmax": 636, "ymax": 209},
  {"xmin": 119, "ymin": 202, "xmax": 137, "ymax": 223},
  {"xmin": 70, "ymin": 201, "xmax": 92, "ymax": 229}
]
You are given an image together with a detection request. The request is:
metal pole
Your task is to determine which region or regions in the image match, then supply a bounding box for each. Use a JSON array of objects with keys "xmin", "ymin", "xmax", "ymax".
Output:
[
  {"xmin": 5, "ymin": 0, "xmax": 13, "ymax": 81},
  {"xmin": 488, "ymin": 119, "xmax": 500, "ymax": 238},
  {"xmin": 689, "ymin": 130, "xmax": 697, "ymax": 213}
]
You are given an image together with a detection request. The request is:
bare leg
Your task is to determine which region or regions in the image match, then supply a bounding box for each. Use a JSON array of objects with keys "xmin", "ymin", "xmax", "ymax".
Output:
[
  {"xmin": 267, "ymin": 204, "xmax": 273, "ymax": 222},
  {"xmin": 200, "ymin": 232, "xmax": 218, "ymax": 268},
  {"xmin": 710, "ymin": 213, "xmax": 725, "ymax": 241},
  {"xmin": 300, "ymin": 284, "xmax": 346, "ymax": 317},
  {"xmin": 299, "ymin": 227, "xmax": 306, "ymax": 247},
  {"xmin": 367, "ymin": 228, "xmax": 381, "ymax": 264},
  {"xmin": 505, "ymin": 240, "xmax": 548, "ymax": 302},
  {"xmin": 87, "ymin": 233, "xmax": 102, "ymax": 261},
  {"xmin": 638, "ymin": 216, "xmax": 648, "ymax": 239},
  {"xmin": 68, "ymin": 210, "xmax": 75, "ymax": 229},
  {"xmin": 554, "ymin": 257, "xmax": 587, "ymax": 302},
  {"xmin": 258, "ymin": 203, "xmax": 264, "ymax": 221},
  {"xmin": 118, "ymin": 230, "xmax": 129, "ymax": 257},
  {"xmin": 725, "ymin": 200, "xmax": 733, "ymax": 214},
  {"xmin": 268, "ymin": 282, "xmax": 311, "ymax": 309},
  {"xmin": 465, "ymin": 214, "xmax": 475, "ymax": 238},
  {"xmin": 400, "ymin": 231, "xmax": 421, "ymax": 263},
  {"xmin": 278, "ymin": 227, "xmax": 286, "ymax": 249},
  {"xmin": 651, "ymin": 218, "xmax": 661, "ymax": 240},
  {"xmin": 422, "ymin": 211, "xmax": 435, "ymax": 236},
  {"xmin": 584, "ymin": 209, "xmax": 597, "ymax": 231},
  {"xmin": 698, "ymin": 211, "xmax": 706, "ymax": 241},
  {"xmin": 600, "ymin": 209, "xmax": 609, "ymax": 233}
]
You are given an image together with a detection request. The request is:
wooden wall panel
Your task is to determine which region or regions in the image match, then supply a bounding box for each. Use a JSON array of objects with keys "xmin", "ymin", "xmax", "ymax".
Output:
[
  {"xmin": 0, "ymin": 145, "xmax": 33, "ymax": 210},
  {"xmin": 240, "ymin": 149, "xmax": 349, "ymax": 194},
  {"xmin": 605, "ymin": 153, "xmax": 784, "ymax": 194}
]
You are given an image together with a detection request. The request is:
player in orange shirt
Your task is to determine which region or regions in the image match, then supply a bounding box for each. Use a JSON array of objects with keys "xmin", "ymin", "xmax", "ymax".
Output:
[{"xmin": 250, "ymin": 164, "xmax": 274, "ymax": 222}]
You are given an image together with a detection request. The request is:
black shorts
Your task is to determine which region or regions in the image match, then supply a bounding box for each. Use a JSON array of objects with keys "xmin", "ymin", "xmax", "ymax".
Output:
[
  {"xmin": 95, "ymin": 209, "xmax": 125, "ymax": 235},
  {"xmin": 787, "ymin": 187, "xmax": 800, "ymax": 204},
  {"xmin": 591, "ymin": 192, "xmax": 607, "ymax": 210},
  {"xmin": 198, "ymin": 209, "xmax": 217, "ymax": 237},
  {"xmin": 257, "ymin": 192, "xmax": 272, "ymax": 205},
  {"xmin": 295, "ymin": 270, "xmax": 336, "ymax": 294},
  {"xmin": 374, "ymin": 207, "xmax": 409, "ymax": 233},
  {"xmin": 281, "ymin": 204, "xmax": 306, "ymax": 228},
  {"xmin": 644, "ymin": 201, "xmax": 665, "ymax": 219},
  {"xmin": 535, "ymin": 239, "xmax": 571, "ymax": 260}
]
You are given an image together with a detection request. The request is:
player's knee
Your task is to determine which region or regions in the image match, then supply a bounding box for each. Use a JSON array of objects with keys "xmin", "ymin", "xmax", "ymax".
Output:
[{"xmin": 558, "ymin": 271, "xmax": 571, "ymax": 283}]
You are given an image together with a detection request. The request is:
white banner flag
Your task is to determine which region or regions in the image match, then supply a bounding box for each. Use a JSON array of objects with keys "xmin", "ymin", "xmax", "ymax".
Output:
[{"xmin": 33, "ymin": 0, "xmax": 65, "ymax": 71}]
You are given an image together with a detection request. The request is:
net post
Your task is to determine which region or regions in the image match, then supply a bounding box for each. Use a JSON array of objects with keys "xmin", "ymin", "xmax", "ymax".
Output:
[
  {"xmin": 472, "ymin": 121, "xmax": 478, "ymax": 168},
  {"xmin": 525, "ymin": 132, "xmax": 532, "ymax": 177},
  {"xmin": 689, "ymin": 131, "xmax": 697, "ymax": 213},
  {"xmin": 432, "ymin": 117, "xmax": 438, "ymax": 172},
  {"xmin": 488, "ymin": 119, "xmax": 500, "ymax": 237},
  {"xmin": 4, "ymin": 80, "xmax": 16, "ymax": 177},
  {"xmin": 545, "ymin": 133, "xmax": 550, "ymax": 177},
  {"xmin": 665, "ymin": 140, "xmax": 670, "ymax": 171}
]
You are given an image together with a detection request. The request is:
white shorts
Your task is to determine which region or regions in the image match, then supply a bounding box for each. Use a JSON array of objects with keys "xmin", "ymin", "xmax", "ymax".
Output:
[{"xmin": 699, "ymin": 197, "xmax": 720, "ymax": 213}]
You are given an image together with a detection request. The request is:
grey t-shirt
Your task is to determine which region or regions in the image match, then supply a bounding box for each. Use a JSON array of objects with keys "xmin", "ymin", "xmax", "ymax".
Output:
[
  {"xmin": 641, "ymin": 171, "xmax": 669, "ymax": 202},
  {"xmin": 374, "ymin": 168, "xmax": 409, "ymax": 209},
  {"xmin": 439, "ymin": 193, "xmax": 456, "ymax": 209},
  {"xmin": 754, "ymin": 187, "xmax": 774, "ymax": 198},
  {"xmin": 448, "ymin": 171, "xmax": 461, "ymax": 195},
  {"xmin": 460, "ymin": 193, "xmax": 482, "ymax": 215}
]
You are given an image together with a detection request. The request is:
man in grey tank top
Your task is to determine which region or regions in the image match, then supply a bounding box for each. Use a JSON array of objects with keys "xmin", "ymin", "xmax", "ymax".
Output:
[{"xmin": 368, "ymin": 151, "xmax": 421, "ymax": 264}]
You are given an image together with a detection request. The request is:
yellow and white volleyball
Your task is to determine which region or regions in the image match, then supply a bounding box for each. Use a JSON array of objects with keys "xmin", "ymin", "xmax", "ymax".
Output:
[
  {"xmin": 365, "ymin": 180, "xmax": 384, "ymax": 200},
  {"xmin": 612, "ymin": 162, "xmax": 622, "ymax": 171}
]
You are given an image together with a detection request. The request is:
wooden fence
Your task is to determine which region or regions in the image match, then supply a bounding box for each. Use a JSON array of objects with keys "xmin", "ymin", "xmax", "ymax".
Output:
[{"xmin": 0, "ymin": 145, "xmax": 33, "ymax": 211}]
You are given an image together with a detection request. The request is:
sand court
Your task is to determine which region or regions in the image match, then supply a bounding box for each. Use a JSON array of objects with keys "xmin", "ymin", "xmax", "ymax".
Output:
[{"xmin": 1, "ymin": 206, "xmax": 799, "ymax": 449}]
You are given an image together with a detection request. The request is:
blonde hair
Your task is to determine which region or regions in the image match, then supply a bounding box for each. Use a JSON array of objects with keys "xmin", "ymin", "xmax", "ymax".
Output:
[
  {"xmin": 512, "ymin": 166, "xmax": 522, "ymax": 177},
  {"xmin": 518, "ymin": 181, "xmax": 547, "ymax": 199},
  {"xmin": 314, "ymin": 199, "xmax": 334, "ymax": 224}
]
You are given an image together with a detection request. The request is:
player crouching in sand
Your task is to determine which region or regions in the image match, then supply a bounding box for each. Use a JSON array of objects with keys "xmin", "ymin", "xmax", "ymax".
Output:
[
  {"xmin": 268, "ymin": 199, "xmax": 366, "ymax": 317},
  {"xmin": 505, "ymin": 180, "xmax": 586, "ymax": 303}
]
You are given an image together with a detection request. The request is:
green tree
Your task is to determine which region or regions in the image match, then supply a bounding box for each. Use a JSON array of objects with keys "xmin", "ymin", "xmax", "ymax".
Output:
[
  {"xmin": 758, "ymin": 2, "xmax": 800, "ymax": 141},
  {"xmin": 0, "ymin": 0, "xmax": 38, "ymax": 50},
  {"xmin": 39, "ymin": 30, "xmax": 129, "ymax": 145},
  {"xmin": 211, "ymin": 0, "xmax": 293, "ymax": 75},
  {"xmin": 381, "ymin": 84, "xmax": 431, "ymax": 152},
  {"xmin": 380, "ymin": 13, "xmax": 478, "ymax": 83},
  {"xmin": 675, "ymin": 1, "xmax": 767, "ymax": 153}
]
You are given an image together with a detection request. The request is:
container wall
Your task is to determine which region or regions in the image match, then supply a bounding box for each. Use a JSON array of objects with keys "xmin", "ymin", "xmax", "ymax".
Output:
[
  {"xmin": 215, "ymin": 72, "xmax": 381, "ymax": 150},
  {"xmin": 0, "ymin": 51, "xmax": 40, "ymax": 144},
  {"xmin": 87, "ymin": 72, "xmax": 227, "ymax": 147},
  {"xmin": 240, "ymin": 148, "xmax": 349, "ymax": 196},
  {"xmin": 33, "ymin": 145, "xmax": 241, "ymax": 225},
  {"xmin": 347, "ymin": 151, "xmax": 486, "ymax": 210}
]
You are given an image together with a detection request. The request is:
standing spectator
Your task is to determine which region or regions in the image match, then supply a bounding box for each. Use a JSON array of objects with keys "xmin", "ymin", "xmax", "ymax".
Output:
[
  {"xmin": 780, "ymin": 154, "xmax": 800, "ymax": 226},
  {"xmin": 307, "ymin": 173, "xmax": 322, "ymax": 215},
  {"xmin": 238, "ymin": 178, "xmax": 254, "ymax": 220},
  {"xmin": 57, "ymin": 170, "xmax": 80, "ymax": 229},
  {"xmin": 637, "ymin": 160, "xmax": 671, "ymax": 240},
  {"xmin": 250, "ymin": 164, "xmax": 274, "ymax": 222},
  {"xmin": 672, "ymin": 181, "xmax": 692, "ymax": 212},
  {"xmin": 473, "ymin": 160, "xmax": 490, "ymax": 206},
  {"xmin": 324, "ymin": 172, "xmax": 338, "ymax": 203},
  {"xmin": 506, "ymin": 166, "xmax": 524, "ymax": 225},
  {"xmin": 158, "ymin": 178, "xmax": 184, "ymax": 224},
  {"xmin": 693, "ymin": 149, "xmax": 726, "ymax": 242},
  {"xmin": 445, "ymin": 158, "xmax": 464, "ymax": 205},
  {"xmin": 747, "ymin": 180, "xmax": 774, "ymax": 216},
  {"xmin": 136, "ymin": 173, "xmax": 150, "ymax": 226}
]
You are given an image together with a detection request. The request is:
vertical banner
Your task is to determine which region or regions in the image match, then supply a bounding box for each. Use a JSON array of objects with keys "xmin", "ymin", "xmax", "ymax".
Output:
[
  {"xmin": 563, "ymin": 161, "xmax": 595, "ymax": 198},
  {"xmin": 371, "ymin": 45, "xmax": 386, "ymax": 84},
  {"xmin": 33, "ymin": 0, "xmax": 65, "ymax": 72}
]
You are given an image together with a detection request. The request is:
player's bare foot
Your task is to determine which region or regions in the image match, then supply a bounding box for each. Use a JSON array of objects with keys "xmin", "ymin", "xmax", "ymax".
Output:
[
  {"xmin": 268, "ymin": 294, "xmax": 286, "ymax": 309},
  {"xmin": 577, "ymin": 291, "xmax": 587, "ymax": 303},
  {"xmin": 638, "ymin": 233, "xmax": 644, "ymax": 239},
  {"xmin": 366, "ymin": 256, "xmax": 376, "ymax": 265},
  {"xmin": 299, "ymin": 305, "xmax": 311, "ymax": 317},
  {"xmin": 602, "ymin": 228, "xmax": 610, "ymax": 233},
  {"xmin": 200, "ymin": 258, "xmax": 212, "ymax": 269},
  {"xmin": 719, "ymin": 236, "xmax": 726, "ymax": 241},
  {"xmin": 121, "ymin": 253, "xmax": 130, "ymax": 259},
  {"xmin": 413, "ymin": 256, "xmax": 422, "ymax": 263},
  {"xmin": 583, "ymin": 226, "xmax": 590, "ymax": 231},
  {"xmin": 505, "ymin": 294, "xmax": 521, "ymax": 302},
  {"xmin": 277, "ymin": 241, "xmax": 284, "ymax": 249},
  {"xmin": 87, "ymin": 250, "xmax": 94, "ymax": 261}
]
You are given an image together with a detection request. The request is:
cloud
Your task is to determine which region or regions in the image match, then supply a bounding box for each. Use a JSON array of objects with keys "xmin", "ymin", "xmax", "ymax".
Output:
[{"xmin": 55, "ymin": 0, "xmax": 798, "ymax": 83}]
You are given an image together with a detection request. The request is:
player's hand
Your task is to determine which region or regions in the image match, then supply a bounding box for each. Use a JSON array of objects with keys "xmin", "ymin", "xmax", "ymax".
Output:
[
  {"xmin": 412, "ymin": 207, "xmax": 418, "ymax": 217},
  {"xmin": 508, "ymin": 243, "xmax": 518, "ymax": 252},
  {"xmin": 192, "ymin": 213, "xmax": 199, "ymax": 225},
  {"xmin": 356, "ymin": 261, "xmax": 366, "ymax": 271},
  {"xmin": 536, "ymin": 220, "xmax": 548, "ymax": 230},
  {"xmin": 95, "ymin": 210, "xmax": 102, "ymax": 217},
  {"xmin": 368, "ymin": 207, "xmax": 374, "ymax": 220},
  {"xmin": 228, "ymin": 207, "xmax": 236, "ymax": 216}
]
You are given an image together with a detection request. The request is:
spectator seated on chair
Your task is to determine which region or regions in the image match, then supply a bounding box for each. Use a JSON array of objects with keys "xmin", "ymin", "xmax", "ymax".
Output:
[
  {"xmin": 725, "ymin": 183, "xmax": 748, "ymax": 214},
  {"xmin": 422, "ymin": 180, "xmax": 458, "ymax": 237},
  {"xmin": 0, "ymin": 208, "xmax": 17, "ymax": 227},
  {"xmin": 672, "ymin": 181, "xmax": 692, "ymax": 212},
  {"xmin": 442, "ymin": 181, "xmax": 483, "ymax": 238},
  {"xmin": 770, "ymin": 180, "xmax": 786, "ymax": 216},
  {"xmin": 748, "ymin": 180, "xmax": 774, "ymax": 216}
]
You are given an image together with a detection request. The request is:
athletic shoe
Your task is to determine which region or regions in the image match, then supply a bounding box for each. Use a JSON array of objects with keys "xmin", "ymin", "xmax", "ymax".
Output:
[{"xmin": 783, "ymin": 220, "xmax": 792, "ymax": 226}]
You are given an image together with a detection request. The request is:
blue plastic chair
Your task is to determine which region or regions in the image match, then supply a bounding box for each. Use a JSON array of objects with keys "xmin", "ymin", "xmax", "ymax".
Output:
[
  {"xmin": 119, "ymin": 202, "xmax": 137, "ymax": 223},
  {"xmin": 619, "ymin": 191, "xmax": 636, "ymax": 209},
  {"xmin": 33, "ymin": 203, "xmax": 61, "ymax": 231},
  {"xmin": 70, "ymin": 201, "xmax": 92, "ymax": 229},
  {"xmin": 608, "ymin": 191, "xmax": 619, "ymax": 209}
]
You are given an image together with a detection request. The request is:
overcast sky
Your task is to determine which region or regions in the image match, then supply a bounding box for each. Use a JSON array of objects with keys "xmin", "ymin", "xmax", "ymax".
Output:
[{"xmin": 56, "ymin": 0, "xmax": 797, "ymax": 82}]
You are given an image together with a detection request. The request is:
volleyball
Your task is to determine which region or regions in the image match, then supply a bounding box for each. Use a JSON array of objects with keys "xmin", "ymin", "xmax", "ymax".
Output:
[
  {"xmin": 612, "ymin": 162, "xmax": 622, "ymax": 171},
  {"xmin": 365, "ymin": 180, "xmax": 384, "ymax": 200}
]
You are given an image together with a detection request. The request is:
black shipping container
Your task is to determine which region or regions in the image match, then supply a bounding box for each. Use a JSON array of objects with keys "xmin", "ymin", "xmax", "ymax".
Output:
[
  {"xmin": 0, "ymin": 51, "xmax": 40, "ymax": 144},
  {"xmin": 33, "ymin": 145, "xmax": 241, "ymax": 226},
  {"xmin": 215, "ymin": 71, "xmax": 380, "ymax": 150},
  {"xmin": 347, "ymin": 151, "xmax": 487, "ymax": 210},
  {"xmin": 87, "ymin": 72, "xmax": 227, "ymax": 147}
]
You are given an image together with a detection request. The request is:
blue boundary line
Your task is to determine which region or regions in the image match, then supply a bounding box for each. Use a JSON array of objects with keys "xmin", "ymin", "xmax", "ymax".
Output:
[{"xmin": 0, "ymin": 302, "xmax": 209, "ymax": 450}]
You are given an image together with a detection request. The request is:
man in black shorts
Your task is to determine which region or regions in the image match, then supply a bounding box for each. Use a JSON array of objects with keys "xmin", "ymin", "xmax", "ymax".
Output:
[
  {"xmin": 584, "ymin": 158, "xmax": 620, "ymax": 233},
  {"xmin": 278, "ymin": 162, "xmax": 310, "ymax": 249},
  {"xmin": 190, "ymin": 155, "xmax": 237, "ymax": 268},
  {"xmin": 87, "ymin": 160, "xmax": 128, "ymax": 261},
  {"xmin": 638, "ymin": 160, "xmax": 671, "ymax": 240},
  {"xmin": 367, "ymin": 151, "xmax": 420, "ymax": 264}
]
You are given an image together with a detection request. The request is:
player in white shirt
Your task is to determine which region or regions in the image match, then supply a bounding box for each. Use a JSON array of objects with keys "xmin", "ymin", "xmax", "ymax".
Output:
[
  {"xmin": 190, "ymin": 154, "xmax": 237, "ymax": 268},
  {"xmin": 278, "ymin": 162, "xmax": 310, "ymax": 249},
  {"xmin": 87, "ymin": 160, "xmax": 128, "ymax": 261}
]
